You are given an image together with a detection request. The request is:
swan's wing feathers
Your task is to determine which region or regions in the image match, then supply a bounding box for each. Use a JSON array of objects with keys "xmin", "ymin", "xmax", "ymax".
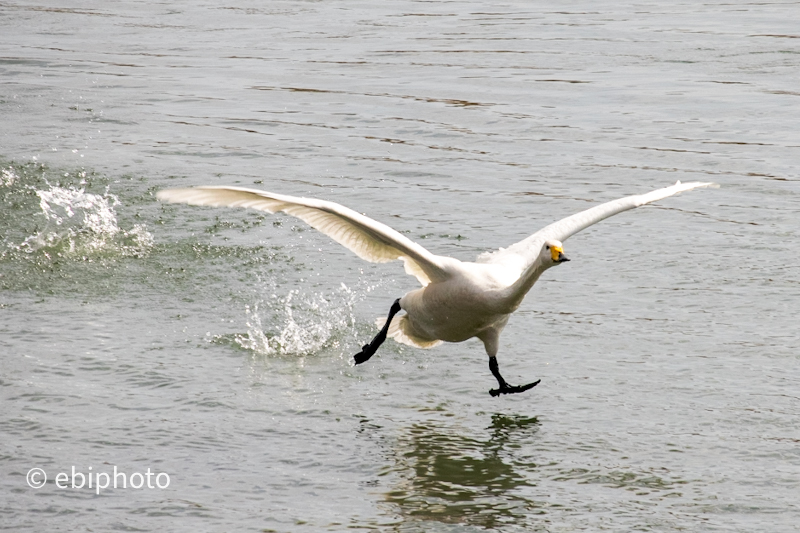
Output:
[
  {"xmin": 278, "ymin": 204, "xmax": 399, "ymax": 263},
  {"xmin": 537, "ymin": 181, "xmax": 718, "ymax": 244},
  {"xmin": 157, "ymin": 186, "xmax": 448, "ymax": 286},
  {"xmin": 479, "ymin": 181, "xmax": 717, "ymax": 267}
]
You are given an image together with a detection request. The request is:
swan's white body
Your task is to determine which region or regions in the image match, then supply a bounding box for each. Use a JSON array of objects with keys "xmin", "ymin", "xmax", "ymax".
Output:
[{"xmin": 158, "ymin": 181, "xmax": 716, "ymax": 391}]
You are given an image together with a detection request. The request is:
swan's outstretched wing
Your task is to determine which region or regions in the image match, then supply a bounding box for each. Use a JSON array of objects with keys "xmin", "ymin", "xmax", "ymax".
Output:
[
  {"xmin": 157, "ymin": 186, "xmax": 449, "ymax": 286},
  {"xmin": 478, "ymin": 181, "xmax": 718, "ymax": 269}
]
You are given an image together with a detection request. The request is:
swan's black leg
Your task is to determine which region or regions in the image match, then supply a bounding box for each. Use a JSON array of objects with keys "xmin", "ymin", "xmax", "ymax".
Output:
[
  {"xmin": 488, "ymin": 356, "xmax": 541, "ymax": 397},
  {"xmin": 354, "ymin": 298, "xmax": 402, "ymax": 365}
]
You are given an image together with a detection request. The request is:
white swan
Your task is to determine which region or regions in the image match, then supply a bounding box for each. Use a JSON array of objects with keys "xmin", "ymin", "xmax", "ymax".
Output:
[{"xmin": 157, "ymin": 181, "xmax": 716, "ymax": 396}]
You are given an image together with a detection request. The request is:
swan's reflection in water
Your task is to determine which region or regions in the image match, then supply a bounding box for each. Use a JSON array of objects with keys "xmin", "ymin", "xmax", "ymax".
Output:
[{"xmin": 380, "ymin": 414, "xmax": 543, "ymax": 530}]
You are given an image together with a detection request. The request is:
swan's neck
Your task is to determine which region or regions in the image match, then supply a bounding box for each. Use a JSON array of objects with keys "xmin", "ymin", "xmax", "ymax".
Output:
[{"xmin": 501, "ymin": 254, "xmax": 550, "ymax": 311}]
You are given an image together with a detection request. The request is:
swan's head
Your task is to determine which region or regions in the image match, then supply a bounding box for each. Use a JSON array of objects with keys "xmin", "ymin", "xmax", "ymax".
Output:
[{"xmin": 544, "ymin": 240, "xmax": 569, "ymax": 266}]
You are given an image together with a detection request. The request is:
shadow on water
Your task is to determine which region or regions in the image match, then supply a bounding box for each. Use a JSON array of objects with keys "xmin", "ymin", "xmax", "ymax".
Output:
[{"xmin": 379, "ymin": 413, "xmax": 545, "ymax": 531}]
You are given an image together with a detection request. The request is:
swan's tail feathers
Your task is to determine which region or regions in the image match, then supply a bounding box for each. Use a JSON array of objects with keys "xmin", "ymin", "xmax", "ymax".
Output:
[{"xmin": 375, "ymin": 315, "xmax": 442, "ymax": 349}]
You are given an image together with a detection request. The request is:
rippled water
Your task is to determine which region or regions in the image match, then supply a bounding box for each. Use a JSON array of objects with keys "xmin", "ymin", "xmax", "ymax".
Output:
[{"xmin": 2, "ymin": 1, "xmax": 799, "ymax": 531}]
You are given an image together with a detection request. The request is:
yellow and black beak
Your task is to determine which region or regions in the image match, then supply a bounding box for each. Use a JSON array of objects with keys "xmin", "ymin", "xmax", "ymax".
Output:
[{"xmin": 550, "ymin": 245, "xmax": 570, "ymax": 263}]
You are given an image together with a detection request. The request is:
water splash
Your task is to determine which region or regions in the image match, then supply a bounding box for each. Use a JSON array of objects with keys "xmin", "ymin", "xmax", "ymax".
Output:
[
  {"xmin": 1, "ymin": 167, "xmax": 18, "ymax": 186},
  {"xmin": 12, "ymin": 184, "xmax": 153, "ymax": 259},
  {"xmin": 234, "ymin": 283, "xmax": 362, "ymax": 356}
]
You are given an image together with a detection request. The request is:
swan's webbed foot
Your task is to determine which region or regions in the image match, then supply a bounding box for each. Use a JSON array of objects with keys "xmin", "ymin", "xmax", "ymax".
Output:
[
  {"xmin": 489, "ymin": 380, "xmax": 541, "ymax": 397},
  {"xmin": 353, "ymin": 298, "xmax": 402, "ymax": 366},
  {"xmin": 354, "ymin": 343, "xmax": 377, "ymax": 365},
  {"xmin": 488, "ymin": 355, "xmax": 540, "ymax": 397}
]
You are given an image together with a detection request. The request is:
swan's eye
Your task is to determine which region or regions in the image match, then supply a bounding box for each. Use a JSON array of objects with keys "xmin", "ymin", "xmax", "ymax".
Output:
[{"xmin": 545, "ymin": 245, "xmax": 550, "ymax": 250}]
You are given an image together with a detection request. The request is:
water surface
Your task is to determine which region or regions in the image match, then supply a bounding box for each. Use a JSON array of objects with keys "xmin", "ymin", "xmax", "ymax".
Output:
[{"xmin": 2, "ymin": 1, "xmax": 799, "ymax": 531}]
